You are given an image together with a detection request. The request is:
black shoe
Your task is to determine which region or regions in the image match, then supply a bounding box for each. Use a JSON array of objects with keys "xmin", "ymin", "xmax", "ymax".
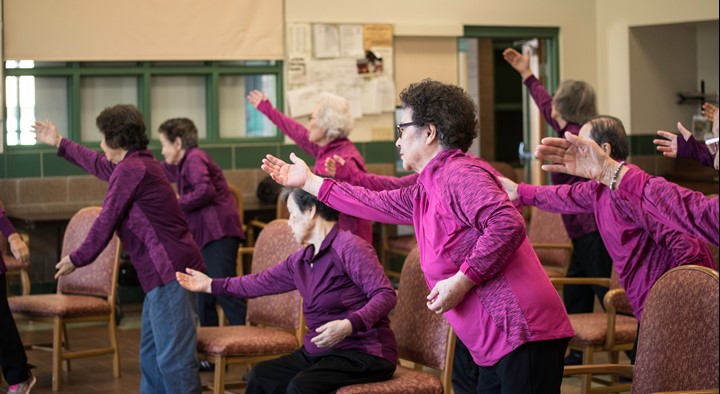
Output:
[
  {"xmin": 199, "ymin": 360, "xmax": 215, "ymax": 372},
  {"xmin": 564, "ymin": 351, "xmax": 583, "ymax": 366}
]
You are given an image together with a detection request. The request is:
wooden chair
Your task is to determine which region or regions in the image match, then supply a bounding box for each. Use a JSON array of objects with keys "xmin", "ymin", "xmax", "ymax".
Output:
[
  {"xmin": 379, "ymin": 224, "xmax": 416, "ymax": 279},
  {"xmin": 0, "ymin": 199, "xmax": 31, "ymax": 296},
  {"xmin": 563, "ymin": 265, "xmax": 719, "ymax": 394},
  {"xmin": 551, "ymin": 269, "xmax": 638, "ymax": 394},
  {"xmin": 195, "ymin": 219, "xmax": 305, "ymax": 394},
  {"xmin": 528, "ymin": 206, "xmax": 573, "ymax": 280},
  {"xmin": 9, "ymin": 206, "xmax": 122, "ymax": 391},
  {"xmin": 338, "ymin": 248, "xmax": 456, "ymax": 394}
]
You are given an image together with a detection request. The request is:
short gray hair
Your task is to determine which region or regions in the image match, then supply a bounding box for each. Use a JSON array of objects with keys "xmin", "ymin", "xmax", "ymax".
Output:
[
  {"xmin": 314, "ymin": 92, "xmax": 354, "ymax": 140},
  {"xmin": 553, "ymin": 80, "xmax": 597, "ymax": 125}
]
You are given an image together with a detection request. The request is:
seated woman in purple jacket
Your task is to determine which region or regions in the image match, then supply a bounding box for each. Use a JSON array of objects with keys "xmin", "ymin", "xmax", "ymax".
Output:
[
  {"xmin": 32, "ymin": 106, "xmax": 206, "ymax": 394},
  {"xmin": 247, "ymin": 90, "xmax": 373, "ymax": 243},
  {"xmin": 534, "ymin": 120, "xmax": 719, "ymax": 247},
  {"xmin": 261, "ymin": 79, "xmax": 575, "ymax": 394},
  {"xmin": 158, "ymin": 118, "xmax": 246, "ymax": 330},
  {"xmin": 177, "ymin": 188, "xmax": 397, "ymax": 393},
  {"xmin": 1, "ymin": 209, "xmax": 35, "ymax": 393},
  {"xmin": 502, "ymin": 115, "xmax": 716, "ymax": 362}
]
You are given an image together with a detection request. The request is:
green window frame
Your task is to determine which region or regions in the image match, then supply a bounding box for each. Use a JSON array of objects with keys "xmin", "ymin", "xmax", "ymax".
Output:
[{"xmin": 3, "ymin": 61, "xmax": 285, "ymax": 152}]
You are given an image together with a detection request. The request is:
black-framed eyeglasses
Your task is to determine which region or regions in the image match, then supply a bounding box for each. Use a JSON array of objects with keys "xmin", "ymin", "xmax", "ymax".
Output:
[
  {"xmin": 706, "ymin": 136, "xmax": 719, "ymax": 155},
  {"xmin": 396, "ymin": 122, "xmax": 420, "ymax": 139}
]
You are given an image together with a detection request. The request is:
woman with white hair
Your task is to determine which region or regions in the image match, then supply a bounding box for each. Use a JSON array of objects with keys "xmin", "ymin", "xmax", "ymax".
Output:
[{"xmin": 248, "ymin": 90, "xmax": 372, "ymax": 243}]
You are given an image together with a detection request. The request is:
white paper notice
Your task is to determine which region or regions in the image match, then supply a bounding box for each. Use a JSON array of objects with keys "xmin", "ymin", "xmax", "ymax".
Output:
[
  {"xmin": 287, "ymin": 24, "xmax": 312, "ymax": 58},
  {"xmin": 287, "ymin": 86, "xmax": 320, "ymax": 118},
  {"xmin": 361, "ymin": 79, "xmax": 381, "ymax": 115},
  {"xmin": 312, "ymin": 24, "xmax": 340, "ymax": 59},
  {"xmin": 287, "ymin": 57, "xmax": 308, "ymax": 86},
  {"xmin": 376, "ymin": 76, "xmax": 396, "ymax": 112},
  {"xmin": 339, "ymin": 25, "xmax": 365, "ymax": 58},
  {"xmin": 335, "ymin": 79, "xmax": 364, "ymax": 118}
]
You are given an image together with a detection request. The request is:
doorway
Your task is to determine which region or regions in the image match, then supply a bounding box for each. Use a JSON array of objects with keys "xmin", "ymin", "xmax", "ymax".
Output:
[{"xmin": 461, "ymin": 26, "xmax": 559, "ymax": 185}]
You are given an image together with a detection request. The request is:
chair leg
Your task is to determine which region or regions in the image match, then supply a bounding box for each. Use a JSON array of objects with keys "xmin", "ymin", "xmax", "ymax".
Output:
[
  {"xmin": 609, "ymin": 351, "xmax": 619, "ymax": 384},
  {"xmin": 20, "ymin": 269, "xmax": 31, "ymax": 296},
  {"xmin": 217, "ymin": 305, "xmax": 226, "ymax": 327},
  {"xmin": 109, "ymin": 314, "xmax": 121, "ymax": 378},
  {"xmin": 62, "ymin": 323, "xmax": 71, "ymax": 371},
  {"xmin": 52, "ymin": 317, "xmax": 63, "ymax": 391},
  {"xmin": 580, "ymin": 347, "xmax": 594, "ymax": 394},
  {"xmin": 213, "ymin": 356, "xmax": 226, "ymax": 394}
]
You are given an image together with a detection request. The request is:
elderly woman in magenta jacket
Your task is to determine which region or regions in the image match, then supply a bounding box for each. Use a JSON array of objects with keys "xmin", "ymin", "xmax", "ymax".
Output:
[{"xmin": 247, "ymin": 90, "xmax": 373, "ymax": 244}]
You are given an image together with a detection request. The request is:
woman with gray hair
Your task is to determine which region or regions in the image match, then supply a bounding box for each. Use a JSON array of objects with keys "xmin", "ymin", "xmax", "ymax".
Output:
[{"xmin": 247, "ymin": 90, "xmax": 372, "ymax": 243}]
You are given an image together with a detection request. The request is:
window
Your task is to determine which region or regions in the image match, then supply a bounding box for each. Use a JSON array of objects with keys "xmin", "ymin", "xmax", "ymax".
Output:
[{"xmin": 3, "ymin": 61, "xmax": 283, "ymax": 147}]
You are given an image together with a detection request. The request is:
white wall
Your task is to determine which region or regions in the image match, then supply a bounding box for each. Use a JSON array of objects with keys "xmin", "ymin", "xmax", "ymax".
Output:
[
  {"xmin": 697, "ymin": 21, "xmax": 719, "ymax": 96},
  {"xmin": 285, "ymin": 0, "xmax": 599, "ymax": 87},
  {"xmin": 595, "ymin": 0, "xmax": 718, "ymax": 132}
]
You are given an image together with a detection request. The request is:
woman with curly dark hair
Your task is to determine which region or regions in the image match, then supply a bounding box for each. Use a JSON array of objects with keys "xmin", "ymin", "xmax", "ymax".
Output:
[
  {"xmin": 32, "ymin": 105, "xmax": 205, "ymax": 394},
  {"xmin": 261, "ymin": 80, "xmax": 575, "ymax": 393}
]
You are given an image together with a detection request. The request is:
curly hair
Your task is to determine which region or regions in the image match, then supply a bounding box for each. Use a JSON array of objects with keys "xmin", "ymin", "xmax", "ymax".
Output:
[
  {"xmin": 314, "ymin": 92, "xmax": 354, "ymax": 140},
  {"xmin": 553, "ymin": 80, "xmax": 597, "ymax": 125},
  {"xmin": 587, "ymin": 115, "xmax": 629, "ymax": 161},
  {"xmin": 158, "ymin": 118, "xmax": 199, "ymax": 149},
  {"xmin": 399, "ymin": 79, "xmax": 477, "ymax": 152},
  {"xmin": 96, "ymin": 104, "xmax": 149, "ymax": 150},
  {"xmin": 281, "ymin": 187, "xmax": 339, "ymax": 222}
]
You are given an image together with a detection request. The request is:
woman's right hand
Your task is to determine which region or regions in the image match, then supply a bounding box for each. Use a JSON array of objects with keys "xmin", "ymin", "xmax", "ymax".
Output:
[
  {"xmin": 498, "ymin": 177, "xmax": 519, "ymax": 201},
  {"xmin": 176, "ymin": 268, "xmax": 212, "ymax": 293},
  {"xmin": 246, "ymin": 90, "xmax": 267, "ymax": 108},
  {"xmin": 31, "ymin": 120, "xmax": 63, "ymax": 148},
  {"xmin": 502, "ymin": 48, "xmax": 533, "ymax": 80},
  {"xmin": 654, "ymin": 122, "xmax": 692, "ymax": 158},
  {"xmin": 262, "ymin": 153, "xmax": 324, "ymax": 196},
  {"xmin": 323, "ymin": 154, "xmax": 346, "ymax": 177}
]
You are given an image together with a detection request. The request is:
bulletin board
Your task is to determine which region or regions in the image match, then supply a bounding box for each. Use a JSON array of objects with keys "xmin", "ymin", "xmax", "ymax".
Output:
[{"xmin": 284, "ymin": 23, "xmax": 396, "ymax": 141}]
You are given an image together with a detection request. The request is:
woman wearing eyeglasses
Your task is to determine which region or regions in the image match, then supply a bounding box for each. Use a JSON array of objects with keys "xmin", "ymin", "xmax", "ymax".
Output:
[
  {"xmin": 262, "ymin": 79, "xmax": 575, "ymax": 394},
  {"xmin": 247, "ymin": 90, "xmax": 373, "ymax": 243}
]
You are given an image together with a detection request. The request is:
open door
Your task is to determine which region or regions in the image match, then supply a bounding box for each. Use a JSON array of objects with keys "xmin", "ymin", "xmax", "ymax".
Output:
[{"xmin": 460, "ymin": 26, "xmax": 559, "ymax": 185}]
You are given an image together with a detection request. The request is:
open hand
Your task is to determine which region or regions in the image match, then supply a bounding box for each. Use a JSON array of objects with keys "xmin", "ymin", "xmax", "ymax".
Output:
[
  {"xmin": 176, "ymin": 268, "xmax": 212, "ymax": 293},
  {"xmin": 247, "ymin": 90, "xmax": 268, "ymax": 108},
  {"xmin": 502, "ymin": 48, "xmax": 533, "ymax": 79},
  {"xmin": 31, "ymin": 120, "xmax": 62, "ymax": 148},
  {"xmin": 654, "ymin": 122, "xmax": 693, "ymax": 158},
  {"xmin": 323, "ymin": 154, "xmax": 346, "ymax": 177}
]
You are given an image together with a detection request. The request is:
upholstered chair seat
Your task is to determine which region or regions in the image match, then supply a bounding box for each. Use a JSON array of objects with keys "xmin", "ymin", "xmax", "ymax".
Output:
[
  {"xmin": 9, "ymin": 294, "xmax": 112, "ymax": 317},
  {"xmin": 568, "ymin": 313, "xmax": 638, "ymax": 346},
  {"xmin": 197, "ymin": 325, "xmax": 299, "ymax": 356}
]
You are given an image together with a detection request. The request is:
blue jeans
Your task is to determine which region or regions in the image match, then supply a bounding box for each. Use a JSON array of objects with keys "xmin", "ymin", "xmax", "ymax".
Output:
[{"xmin": 139, "ymin": 280, "xmax": 201, "ymax": 394}]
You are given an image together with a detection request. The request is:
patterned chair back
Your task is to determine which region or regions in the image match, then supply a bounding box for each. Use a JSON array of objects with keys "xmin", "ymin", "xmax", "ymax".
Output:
[
  {"xmin": 246, "ymin": 219, "xmax": 303, "ymax": 330},
  {"xmin": 528, "ymin": 206, "xmax": 572, "ymax": 270},
  {"xmin": 632, "ymin": 265, "xmax": 719, "ymax": 394},
  {"xmin": 608, "ymin": 268, "xmax": 634, "ymax": 316},
  {"xmin": 392, "ymin": 247, "xmax": 453, "ymax": 370},
  {"xmin": 58, "ymin": 206, "xmax": 121, "ymax": 298}
]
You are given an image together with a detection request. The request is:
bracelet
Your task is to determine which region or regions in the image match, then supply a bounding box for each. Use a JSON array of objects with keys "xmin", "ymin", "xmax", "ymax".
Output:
[{"xmin": 609, "ymin": 161, "xmax": 625, "ymax": 190}]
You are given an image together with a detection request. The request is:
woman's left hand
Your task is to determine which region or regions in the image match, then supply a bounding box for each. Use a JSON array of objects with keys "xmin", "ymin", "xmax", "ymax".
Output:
[
  {"xmin": 426, "ymin": 271, "xmax": 475, "ymax": 314},
  {"xmin": 311, "ymin": 319, "xmax": 352, "ymax": 348}
]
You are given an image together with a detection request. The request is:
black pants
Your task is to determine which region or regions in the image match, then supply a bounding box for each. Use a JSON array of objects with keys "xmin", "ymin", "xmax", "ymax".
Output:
[
  {"xmin": 198, "ymin": 236, "xmax": 246, "ymax": 326},
  {"xmin": 565, "ymin": 231, "xmax": 613, "ymax": 314},
  {"xmin": 246, "ymin": 347, "xmax": 396, "ymax": 394},
  {"xmin": 477, "ymin": 338, "xmax": 569, "ymax": 394},
  {"xmin": 452, "ymin": 338, "xmax": 480, "ymax": 394},
  {"xmin": 0, "ymin": 274, "xmax": 31, "ymax": 385}
]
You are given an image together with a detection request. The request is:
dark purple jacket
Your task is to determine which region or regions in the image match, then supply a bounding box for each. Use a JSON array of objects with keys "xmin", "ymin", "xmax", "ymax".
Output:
[
  {"xmin": 0, "ymin": 209, "xmax": 18, "ymax": 275},
  {"xmin": 524, "ymin": 75, "xmax": 599, "ymax": 239},
  {"xmin": 162, "ymin": 147, "xmax": 244, "ymax": 249},
  {"xmin": 212, "ymin": 225, "xmax": 397, "ymax": 364},
  {"xmin": 59, "ymin": 139, "xmax": 205, "ymax": 292}
]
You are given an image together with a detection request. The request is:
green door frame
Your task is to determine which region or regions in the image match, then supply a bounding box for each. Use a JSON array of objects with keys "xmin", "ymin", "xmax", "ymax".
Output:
[{"xmin": 463, "ymin": 26, "xmax": 560, "ymax": 182}]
